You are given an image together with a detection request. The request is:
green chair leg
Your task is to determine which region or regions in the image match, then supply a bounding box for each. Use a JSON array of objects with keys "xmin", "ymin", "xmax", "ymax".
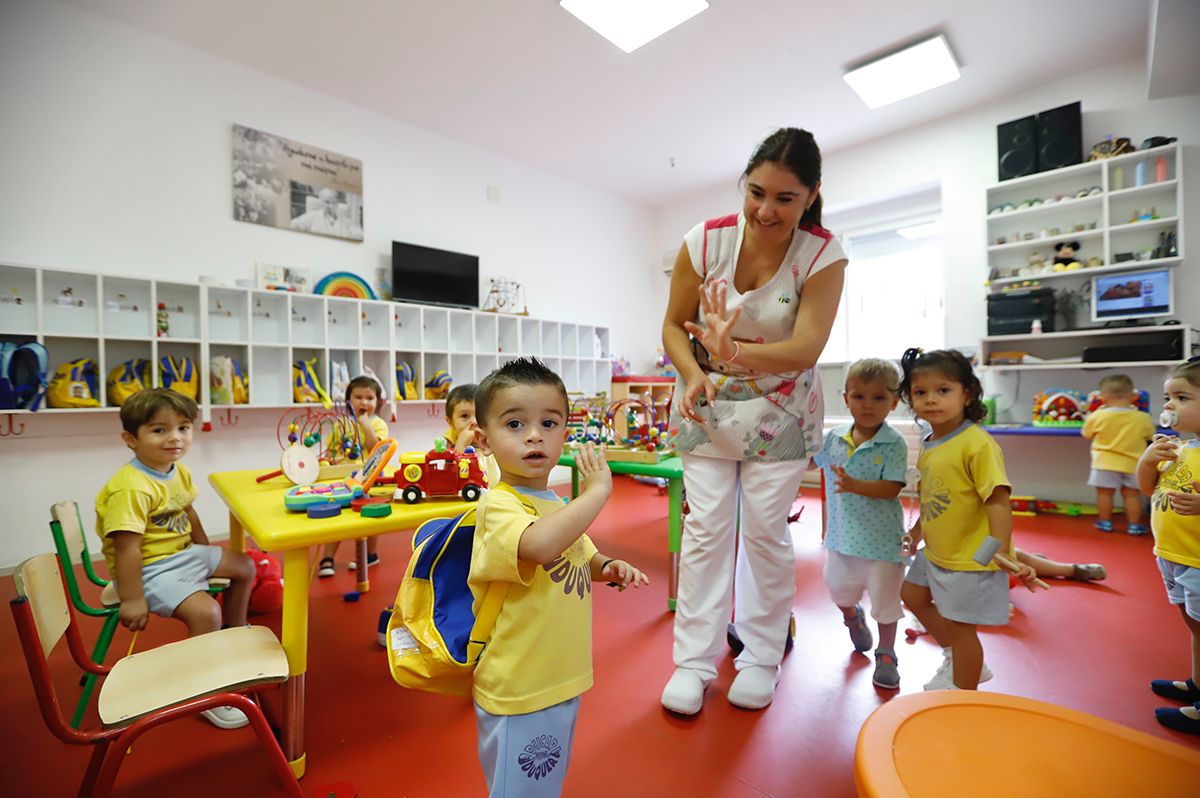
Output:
[{"xmin": 71, "ymin": 611, "xmax": 120, "ymax": 729}]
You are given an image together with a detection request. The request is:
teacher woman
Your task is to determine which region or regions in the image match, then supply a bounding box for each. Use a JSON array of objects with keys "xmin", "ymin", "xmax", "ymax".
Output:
[{"xmin": 660, "ymin": 127, "xmax": 847, "ymax": 714}]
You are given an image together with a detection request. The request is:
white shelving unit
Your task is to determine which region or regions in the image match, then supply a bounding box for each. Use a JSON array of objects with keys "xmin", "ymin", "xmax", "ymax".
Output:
[
  {"xmin": 978, "ymin": 325, "xmax": 1195, "ymax": 372},
  {"xmin": 986, "ymin": 143, "xmax": 1183, "ymax": 289},
  {"xmin": 0, "ymin": 262, "xmax": 612, "ymax": 423}
]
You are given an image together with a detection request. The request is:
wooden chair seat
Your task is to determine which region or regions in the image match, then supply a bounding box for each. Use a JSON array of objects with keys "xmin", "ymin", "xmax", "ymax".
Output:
[
  {"xmin": 98, "ymin": 577, "xmax": 231, "ymax": 609},
  {"xmin": 98, "ymin": 625, "xmax": 288, "ymax": 727}
]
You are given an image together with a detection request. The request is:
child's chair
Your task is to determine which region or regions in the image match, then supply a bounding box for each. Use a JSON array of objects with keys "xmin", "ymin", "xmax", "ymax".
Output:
[
  {"xmin": 48, "ymin": 500, "xmax": 231, "ymax": 728},
  {"xmin": 9, "ymin": 553, "xmax": 302, "ymax": 798}
]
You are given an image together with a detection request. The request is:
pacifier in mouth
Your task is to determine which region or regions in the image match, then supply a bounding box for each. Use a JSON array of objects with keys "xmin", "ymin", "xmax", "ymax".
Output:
[{"xmin": 1161, "ymin": 410, "xmax": 1179, "ymax": 428}]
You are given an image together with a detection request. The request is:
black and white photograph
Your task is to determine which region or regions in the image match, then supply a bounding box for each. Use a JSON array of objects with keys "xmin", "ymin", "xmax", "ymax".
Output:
[{"xmin": 232, "ymin": 124, "xmax": 363, "ymax": 241}]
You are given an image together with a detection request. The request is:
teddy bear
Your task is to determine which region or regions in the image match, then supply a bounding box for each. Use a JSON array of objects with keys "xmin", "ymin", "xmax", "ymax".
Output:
[
  {"xmin": 1024, "ymin": 252, "xmax": 1048, "ymax": 275},
  {"xmin": 1052, "ymin": 241, "xmax": 1083, "ymax": 271}
]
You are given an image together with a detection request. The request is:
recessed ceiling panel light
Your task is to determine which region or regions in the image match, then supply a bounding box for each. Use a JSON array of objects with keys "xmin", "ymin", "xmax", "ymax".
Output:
[
  {"xmin": 897, "ymin": 221, "xmax": 942, "ymax": 240},
  {"xmin": 560, "ymin": 0, "xmax": 709, "ymax": 54},
  {"xmin": 844, "ymin": 34, "xmax": 960, "ymax": 110}
]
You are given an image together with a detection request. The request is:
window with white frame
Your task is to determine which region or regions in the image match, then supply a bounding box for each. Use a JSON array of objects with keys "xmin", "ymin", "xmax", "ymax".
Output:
[{"xmin": 821, "ymin": 191, "xmax": 945, "ymax": 363}]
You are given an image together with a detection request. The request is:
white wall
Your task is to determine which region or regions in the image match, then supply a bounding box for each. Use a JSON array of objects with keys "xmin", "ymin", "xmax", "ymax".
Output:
[
  {"xmin": 0, "ymin": 0, "xmax": 661, "ymax": 569},
  {"xmin": 652, "ymin": 57, "xmax": 1200, "ymax": 504}
]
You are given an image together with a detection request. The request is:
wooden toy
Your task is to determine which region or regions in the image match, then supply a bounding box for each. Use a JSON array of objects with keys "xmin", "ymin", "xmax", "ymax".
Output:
[
  {"xmin": 260, "ymin": 403, "xmax": 380, "ymax": 484},
  {"xmin": 565, "ymin": 390, "xmax": 677, "ymax": 463},
  {"xmin": 306, "ymin": 502, "xmax": 343, "ymax": 519},
  {"xmin": 361, "ymin": 502, "xmax": 393, "ymax": 518}
]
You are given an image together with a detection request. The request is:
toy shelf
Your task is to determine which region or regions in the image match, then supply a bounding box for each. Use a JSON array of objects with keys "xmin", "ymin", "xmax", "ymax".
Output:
[{"xmin": 0, "ymin": 262, "xmax": 612, "ymax": 424}]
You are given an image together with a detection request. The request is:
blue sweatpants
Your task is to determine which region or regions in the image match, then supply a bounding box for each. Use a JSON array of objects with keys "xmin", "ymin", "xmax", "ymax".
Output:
[{"xmin": 474, "ymin": 697, "xmax": 580, "ymax": 797}]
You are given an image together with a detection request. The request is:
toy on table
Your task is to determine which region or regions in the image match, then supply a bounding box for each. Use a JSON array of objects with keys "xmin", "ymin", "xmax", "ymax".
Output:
[
  {"xmin": 259, "ymin": 402, "xmax": 381, "ymax": 484},
  {"xmin": 1031, "ymin": 389, "xmax": 1087, "ymax": 427},
  {"xmin": 565, "ymin": 391, "xmax": 676, "ymax": 463},
  {"xmin": 424, "ymin": 369, "xmax": 452, "ymax": 400},
  {"xmin": 384, "ymin": 438, "xmax": 487, "ymax": 504},
  {"xmin": 1010, "ymin": 496, "xmax": 1097, "ymax": 517},
  {"xmin": 284, "ymin": 437, "xmax": 397, "ymax": 512},
  {"xmin": 565, "ymin": 394, "xmax": 608, "ymax": 446},
  {"xmin": 611, "ymin": 356, "xmax": 631, "ymax": 378}
]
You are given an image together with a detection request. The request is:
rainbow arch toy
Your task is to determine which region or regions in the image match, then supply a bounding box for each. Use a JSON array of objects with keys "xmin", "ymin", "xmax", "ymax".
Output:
[{"xmin": 314, "ymin": 271, "xmax": 377, "ymax": 300}]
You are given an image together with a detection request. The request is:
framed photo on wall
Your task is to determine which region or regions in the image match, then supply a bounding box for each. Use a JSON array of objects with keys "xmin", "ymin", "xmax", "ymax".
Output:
[{"xmin": 232, "ymin": 124, "xmax": 364, "ymax": 242}]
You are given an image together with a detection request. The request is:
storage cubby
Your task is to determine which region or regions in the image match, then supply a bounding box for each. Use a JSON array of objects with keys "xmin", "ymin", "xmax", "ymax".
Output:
[
  {"xmin": 594, "ymin": 361, "xmax": 611, "ymax": 395},
  {"xmin": 292, "ymin": 295, "xmax": 325, "ymax": 347},
  {"xmin": 329, "ymin": 348, "xmax": 362, "ymax": 398},
  {"xmin": 361, "ymin": 301, "xmax": 391, "ymax": 349},
  {"xmin": 542, "ymin": 356, "xmax": 561, "ymax": 376},
  {"xmin": 327, "ymin": 297, "xmax": 359, "ymax": 348},
  {"xmin": 102, "ymin": 340, "xmax": 152, "ymax": 405},
  {"xmin": 475, "ymin": 354, "xmax": 498, "ymax": 382},
  {"xmin": 155, "ymin": 283, "xmax": 200, "ymax": 340},
  {"xmin": 577, "ymin": 325, "xmax": 594, "ymax": 358},
  {"xmin": 473, "ymin": 313, "xmax": 497, "ymax": 354},
  {"xmin": 394, "ymin": 351, "xmax": 422, "ymax": 401},
  {"xmin": 250, "ymin": 345, "xmax": 290, "ymax": 405},
  {"xmin": 520, "ymin": 318, "xmax": 540, "ymax": 355},
  {"xmin": 561, "ymin": 358, "xmax": 579, "ymax": 392},
  {"xmin": 394, "ymin": 304, "xmax": 422, "ymax": 350},
  {"xmin": 594, "ymin": 328, "xmax": 610, "ymax": 359},
  {"xmin": 449, "ymin": 310, "xmax": 474, "ymax": 353},
  {"xmin": 156, "ymin": 340, "xmax": 203, "ymax": 402},
  {"xmin": 208, "ymin": 343, "xmax": 249, "ymax": 407},
  {"xmin": 361, "ymin": 350, "xmax": 394, "ymax": 399},
  {"xmin": 291, "ymin": 347, "xmax": 326, "ymax": 405},
  {"xmin": 423, "ymin": 352, "xmax": 449, "ymax": 397},
  {"xmin": 541, "ymin": 322, "xmax": 560, "ymax": 356},
  {"xmin": 560, "ymin": 324, "xmax": 578, "ymax": 357},
  {"xmin": 101, "ymin": 276, "xmax": 152, "ymax": 339},
  {"xmin": 207, "ymin": 287, "xmax": 248, "ymax": 343},
  {"xmin": 450, "ymin": 353, "xmax": 474, "ymax": 386},
  {"xmin": 422, "ymin": 307, "xmax": 449, "ymax": 352},
  {"xmin": 497, "ymin": 316, "xmax": 519, "ymax": 354},
  {"xmin": 0, "ymin": 264, "xmax": 38, "ymax": 334},
  {"xmin": 43, "ymin": 270, "xmax": 98, "ymax": 337},
  {"xmin": 250, "ymin": 292, "xmax": 288, "ymax": 345}
]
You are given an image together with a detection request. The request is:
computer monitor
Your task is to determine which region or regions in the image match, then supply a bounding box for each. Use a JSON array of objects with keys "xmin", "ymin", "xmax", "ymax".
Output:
[{"xmin": 1091, "ymin": 266, "xmax": 1173, "ymax": 324}]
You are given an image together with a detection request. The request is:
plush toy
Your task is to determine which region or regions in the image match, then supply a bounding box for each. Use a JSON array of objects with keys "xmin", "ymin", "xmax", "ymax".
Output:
[
  {"xmin": 1024, "ymin": 252, "xmax": 1048, "ymax": 276},
  {"xmin": 1053, "ymin": 241, "xmax": 1083, "ymax": 271}
]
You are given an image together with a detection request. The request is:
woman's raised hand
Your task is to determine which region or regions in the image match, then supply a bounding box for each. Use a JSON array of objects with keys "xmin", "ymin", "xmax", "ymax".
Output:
[{"xmin": 684, "ymin": 280, "xmax": 742, "ymax": 362}]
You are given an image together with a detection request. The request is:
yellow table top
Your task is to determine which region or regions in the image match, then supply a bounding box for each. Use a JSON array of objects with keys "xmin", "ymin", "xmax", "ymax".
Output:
[{"xmin": 209, "ymin": 469, "xmax": 473, "ymax": 551}]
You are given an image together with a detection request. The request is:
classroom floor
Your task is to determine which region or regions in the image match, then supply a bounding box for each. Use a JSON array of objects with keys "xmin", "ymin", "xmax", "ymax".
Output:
[{"xmin": 2, "ymin": 478, "xmax": 1197, "ymax": 798}]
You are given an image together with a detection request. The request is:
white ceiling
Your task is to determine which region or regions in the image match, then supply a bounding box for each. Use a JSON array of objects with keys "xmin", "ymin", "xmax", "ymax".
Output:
[{"xmin": 64, "ymin": 0, "xmax": 1157, "ymax": 207}]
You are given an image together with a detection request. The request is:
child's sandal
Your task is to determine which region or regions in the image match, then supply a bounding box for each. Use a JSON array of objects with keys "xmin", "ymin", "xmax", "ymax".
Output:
[
  {"xmin": 317, "ymin": 557, "xmax": 336, "ymax": 578},
  {"xmin": 1071, "ymin": 563, "xmax": 1106, "ymax": 581}
]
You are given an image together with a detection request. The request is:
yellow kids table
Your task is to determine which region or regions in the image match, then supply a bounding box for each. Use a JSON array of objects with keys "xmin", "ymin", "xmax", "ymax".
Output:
[{"xmin": 209, "ymin": 468, "xmax": 471, "ymax": 778}]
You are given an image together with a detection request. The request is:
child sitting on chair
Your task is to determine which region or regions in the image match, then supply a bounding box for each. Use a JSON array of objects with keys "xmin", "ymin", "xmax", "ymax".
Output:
[
  {"xmin": 1082, "ymin": 374, "xmax": 1155, "ymax": 535},
  {"xmin": 819, "ymin": 358, "xmax": 909, "ymax": 690},
  {"xmin": 318, "ymin": 375, "xmax": 389, "ymax": 577},
  {"xmin": 96, "ymin": 388, "xmax": 256, "ymax": 729},
  {"xmin": 468, "ymin": 357, "xmax": 648, "ymax": 796}
]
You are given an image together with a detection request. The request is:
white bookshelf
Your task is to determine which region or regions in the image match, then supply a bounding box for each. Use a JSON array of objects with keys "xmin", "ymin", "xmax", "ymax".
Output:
[
  {"xmin": 979, "ymin": 325, "xmax": 1194, "ymax": 371},
  {"xmin": 0, "ymin": 262, "xmax": 612, "ymax": 423}
]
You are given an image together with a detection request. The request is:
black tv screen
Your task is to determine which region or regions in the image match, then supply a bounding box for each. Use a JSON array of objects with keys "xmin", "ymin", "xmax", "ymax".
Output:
[{"xmin": 391, "ymin": 241, "xmax": 479, "ymax": 308}]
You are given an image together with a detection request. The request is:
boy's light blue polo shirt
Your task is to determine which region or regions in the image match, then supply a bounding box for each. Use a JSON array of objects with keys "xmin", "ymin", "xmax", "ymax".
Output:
[{"xmin": 819, "ymin": 422, "xmax": 908, "ymax": 563}]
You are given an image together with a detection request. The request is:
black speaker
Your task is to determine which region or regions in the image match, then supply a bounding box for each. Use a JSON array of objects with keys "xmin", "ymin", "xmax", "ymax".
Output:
[
  {"xmin": 997, "ymin": 115, "xmax": 1038, "ymax": 181},
  {"xmin": 1037, "ymin": 101, "xmax": 1082, "ymax": 172}
]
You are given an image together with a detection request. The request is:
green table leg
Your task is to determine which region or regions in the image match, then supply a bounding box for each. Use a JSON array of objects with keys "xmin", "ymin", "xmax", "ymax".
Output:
[{"xmin": 667, "ymin": 476, "xmax": 682, "ymax": 612}]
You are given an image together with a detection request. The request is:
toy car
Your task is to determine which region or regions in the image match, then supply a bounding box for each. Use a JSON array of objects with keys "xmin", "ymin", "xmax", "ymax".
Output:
[{"xmin": 388, "ymin": 444, "xmax": 487, "ymax": 504}]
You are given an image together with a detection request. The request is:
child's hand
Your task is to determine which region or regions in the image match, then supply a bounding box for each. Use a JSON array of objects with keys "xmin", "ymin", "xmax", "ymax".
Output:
[
  {"xmin": 119, "ymin": 597, "xmax": 149, "ymax": 631},
  {"xmin": 1145, "ymin": 435, "xmax": 1181, "ymax": 468},
  {"xmin": 1168, "ymin": 482, "xmax": 1200, "ymax": 515},
  {"xmin": 457, "ymin": 425, "xmax": 479, "ymax": 450},
  {"xmin": 576, "ymin": 442, "xmax": 612, "ymax": 498},
  {"xmin": 603, "ymin": 559, "xmax": 650, "ymax": 590},
  {"xmin": 994, "ymin": 553, "xmax": 1049, "ymax": 592},
  {"xmin": 831, "ymin": 466, "xmax": 861, "ymax": 495}
]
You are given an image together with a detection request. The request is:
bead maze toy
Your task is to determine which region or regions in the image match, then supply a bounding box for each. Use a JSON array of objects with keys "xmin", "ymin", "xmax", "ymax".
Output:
[
  {"xmin": 566, "ymin": 391, "xmax": 676, "ymax": 463},
  {"xmin": 259, "ymin": 403, "xmax": 378, "ymax": 485}
]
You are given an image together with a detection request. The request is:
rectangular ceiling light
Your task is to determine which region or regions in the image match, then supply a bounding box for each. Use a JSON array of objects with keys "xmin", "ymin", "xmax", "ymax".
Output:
[
  {"xmin": 560, "ymin": 0, "xmax": 709, "ymax": 54},
  {"xmin": 896, "ymin": 220, "xmax": 942, "ymax": 240},
  {"xmin": 844, "ymin": 34, "xmax": 960, "ymax": 110}
]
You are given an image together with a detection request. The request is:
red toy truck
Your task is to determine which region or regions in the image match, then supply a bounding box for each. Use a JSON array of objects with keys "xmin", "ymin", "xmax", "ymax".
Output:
[{"xmin": 389, "ymin": 445, "xmax": 488, "ymax": 504}]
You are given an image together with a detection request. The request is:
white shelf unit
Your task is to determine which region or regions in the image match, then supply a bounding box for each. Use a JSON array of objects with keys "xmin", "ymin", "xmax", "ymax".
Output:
[
  {"xmin": 979, "ymin": 325, "xmax": 1195, "ymax": 372},
  {"xmin": 986, "ymin": 143, "xmax": 1184, "ymax": 289},
  {"xmin": 0, "ymin": 263, "xmax": 612, "ymax": 421}
]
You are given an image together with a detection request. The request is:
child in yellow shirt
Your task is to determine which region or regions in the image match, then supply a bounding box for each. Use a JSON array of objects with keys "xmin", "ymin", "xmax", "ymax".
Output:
[
  {"xmin": 318, "ymin": 375, "xmax": 389, "ymax": 576},
  {"xmin": 444, "ymin": 383, "xmax": 500, "ymax": 488},
  {"xmin": 468, "ymin": 358, "xmax": 648, "ymax": 796},
  {"xmin": 1082, "ymin": 374, "xmax": 1155, "ymax": 535}
]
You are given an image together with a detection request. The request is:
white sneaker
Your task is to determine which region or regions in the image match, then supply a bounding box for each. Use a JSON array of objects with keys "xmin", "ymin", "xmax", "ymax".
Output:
[
  {"xmin": 201, "ymin": 705, "xmax": 250, "ymax": 729},
  {"xmin": 727, "ymin": 665, "xmax": 779, "ymax": 710},
  {"xmin": 924, "ymin": 653, "xmax": 994, "ymax": 691},
  {"xmin": 661, "ymin": 668, "xmax": 708, "ymax": 715}
]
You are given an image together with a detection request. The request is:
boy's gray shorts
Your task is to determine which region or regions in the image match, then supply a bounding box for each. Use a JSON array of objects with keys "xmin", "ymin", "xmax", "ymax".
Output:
[
  {"xmin": 905, "ymin": 549, "xmax": 1010, "ymax": 626},
  {"xmin": 1088, "ymin": 469, "xmax": 1139, "ymax": 490},
  {"xmin": 127, "ymin": 544, "xmax": 223, "ymax": 616}
]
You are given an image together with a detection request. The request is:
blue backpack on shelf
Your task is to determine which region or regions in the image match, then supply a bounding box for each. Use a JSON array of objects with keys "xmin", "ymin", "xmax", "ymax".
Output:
[{"xmin": 0, "ymin": 341, "xmax": 50, "ymax": 411}]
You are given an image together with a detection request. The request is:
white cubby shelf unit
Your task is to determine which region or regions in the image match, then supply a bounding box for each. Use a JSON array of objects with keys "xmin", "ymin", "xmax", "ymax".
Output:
[
  {"xmin": 0, "ymin": 262, "xmax": 612, "ymax": 422},
  {"xmin": 985, "ymin": 142, "xmax": 1184, "ymax": 291}
]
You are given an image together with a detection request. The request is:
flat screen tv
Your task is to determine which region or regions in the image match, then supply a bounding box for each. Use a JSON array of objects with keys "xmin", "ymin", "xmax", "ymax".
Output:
[
  {"xmin": 1091, "ymin": 266, "xmax": 1172, "ymax": 323},
  {"xmin": 391, "ymin": 241, "xmax": 479, "ymax": 308}
]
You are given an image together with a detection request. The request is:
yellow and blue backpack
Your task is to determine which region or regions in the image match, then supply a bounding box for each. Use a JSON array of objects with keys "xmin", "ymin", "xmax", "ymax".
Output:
[
  {"xmin": 293, "ymin": 357, "xmax": 331, "ymax": 406},
  {"xmin": 424, "ymin": 369, "xmax": 452, "ymax": 400},
  {"xmin": 395, "ymin": 360, "xmax": 417, "ymax": 401},
  {"xmin": 106, "ymin": 358, "xmax": 151, "ymax": 406},
  {"xmin": 0, "ymin": 341, "xmax": 50, "ymax": 410},
  {"xmin": 385, "ymin": 491, "xmax": 526, "ymax": 696},
  {"xmin": 47, "ymin": 358, "xmax": 100, "ymax": 408},
  {"xmin": 159, "ymin": 355, "xmax": 199, "ymax": 400}
]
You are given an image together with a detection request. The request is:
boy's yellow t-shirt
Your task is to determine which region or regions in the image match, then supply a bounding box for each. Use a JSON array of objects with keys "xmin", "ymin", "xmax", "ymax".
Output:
[
  {"xmin": 1081, "ymin": 407, "xmax": 1155, "ymax": 474},
  {"xmin": 918, "ymin": 422, "xmax": 1012, "ymax": 571},
  {"xmin": 95, "ymin": 460, "xmax": 198, "ymax": 574},
  {"xmin": 1151, "ymin": 443, "xmax": 1200, "ymax": 569},
  {"xmin": 468, "ymin": 484, "xmax": 598, "ymax": 715}
]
